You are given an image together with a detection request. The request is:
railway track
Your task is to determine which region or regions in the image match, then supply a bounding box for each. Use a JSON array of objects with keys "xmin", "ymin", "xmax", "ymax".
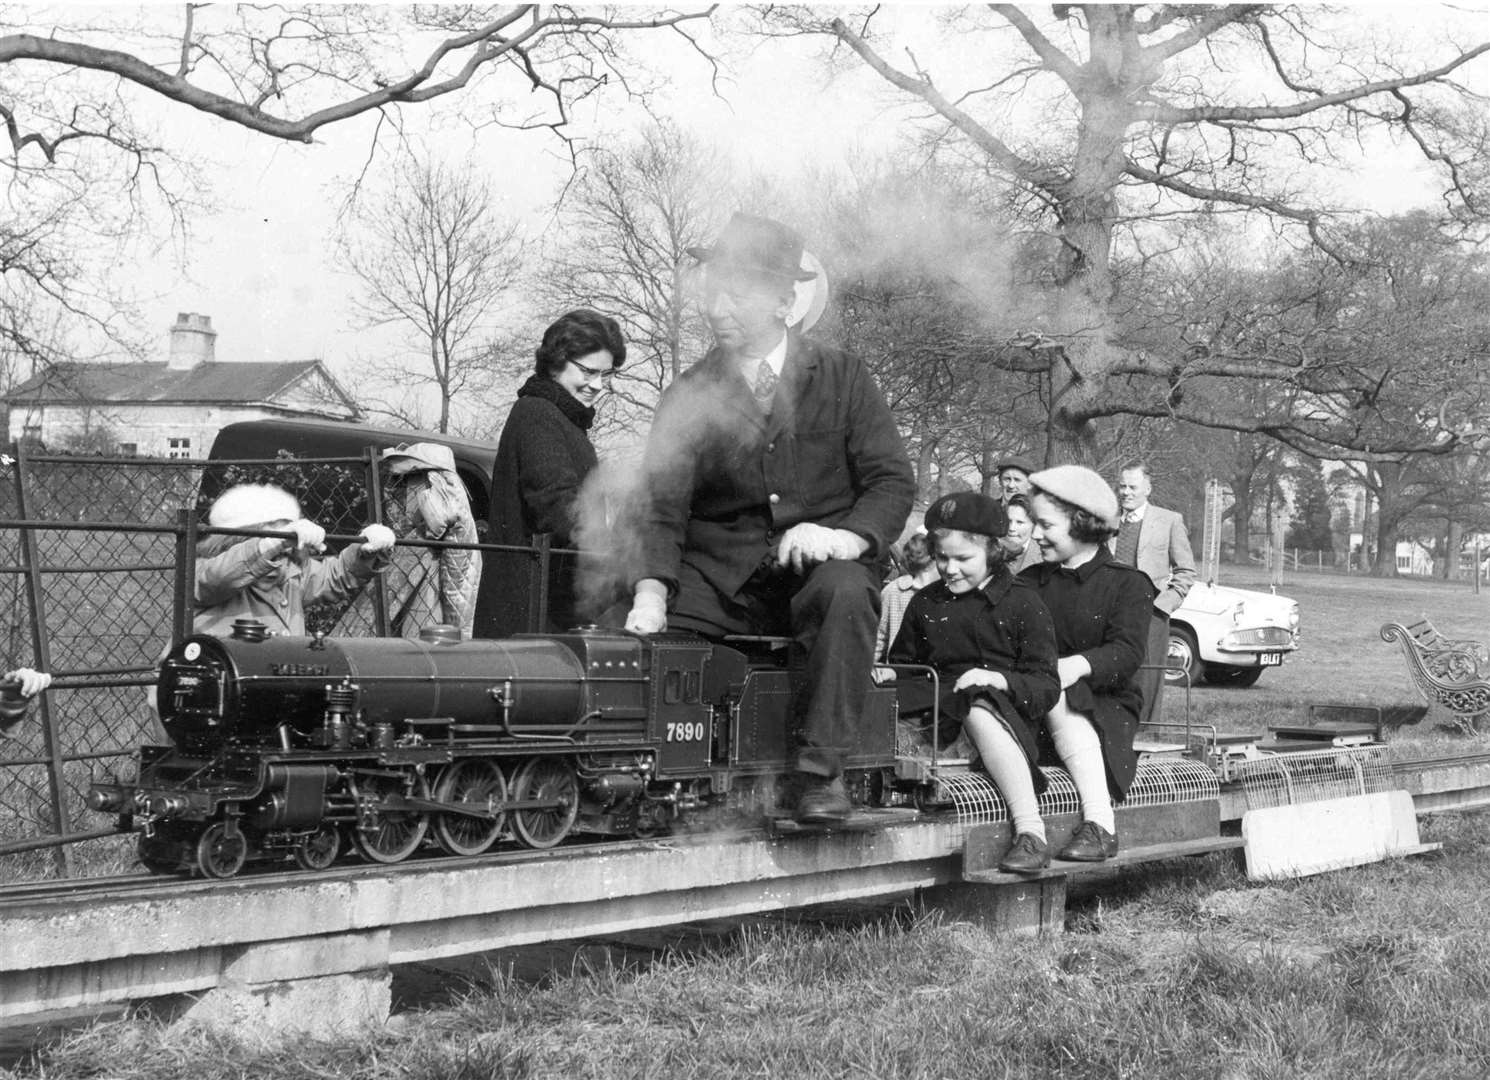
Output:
[{"xmin": 5, "ymin": 749, "xmax": 1489, "ymax": 911}]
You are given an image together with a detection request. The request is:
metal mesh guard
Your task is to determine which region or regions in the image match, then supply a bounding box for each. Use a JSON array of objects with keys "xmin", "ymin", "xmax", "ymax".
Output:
[
  {"xmin": 935, "ymin": 756, "xmax": 1221, "ymax": 825},
  {"xmin": 1232, "ymin": 744, "xmax": 1394, "ymax": 811}
]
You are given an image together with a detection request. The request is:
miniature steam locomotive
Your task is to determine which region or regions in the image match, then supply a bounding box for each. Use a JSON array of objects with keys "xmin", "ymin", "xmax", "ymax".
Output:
[{"xmin": 87, "ymin": 619, "xmax": 911, "ymax": 878}]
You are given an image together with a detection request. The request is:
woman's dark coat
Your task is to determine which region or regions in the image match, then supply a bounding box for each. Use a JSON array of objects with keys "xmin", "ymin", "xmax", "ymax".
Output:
[
  {"xmin": 489, "ymin": 375, "xmax": 597, "ymax": 633},
  {"xmin": 888, "ymin": 568, "xmax": 1060, "ymax": 789},
  {"xmin": 1020, "ymin": 547, "xmax": 1156, "ymax": 798}
]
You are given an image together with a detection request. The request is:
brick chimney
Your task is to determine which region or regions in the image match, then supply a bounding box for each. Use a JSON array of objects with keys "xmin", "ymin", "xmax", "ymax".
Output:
[{"xmin": 167, "ymin": 312, "xmax": 217, "ymax": 370}]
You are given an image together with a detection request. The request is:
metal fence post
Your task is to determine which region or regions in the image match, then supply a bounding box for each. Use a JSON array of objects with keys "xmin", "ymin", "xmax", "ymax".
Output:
[
  {"xmin": 531, "ymin": 533, "xmax": 552, "ymax": 633},
  {"xmin": 12, "ymin": 442, "xmax": 74, "ymax": 876},
  {"xmin": 364, "ymin": 447, "xmax": 390, "ymax": 638}
]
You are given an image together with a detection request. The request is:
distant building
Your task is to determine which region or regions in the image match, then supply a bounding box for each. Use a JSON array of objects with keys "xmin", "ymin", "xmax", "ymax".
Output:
[
  {"xmin": 2, "ymin": 313, "xmax": 360, "ymax": 457},
  {"xmin": 1394, "ymin": 539, "xmax": 1435, "ymax": 577}
]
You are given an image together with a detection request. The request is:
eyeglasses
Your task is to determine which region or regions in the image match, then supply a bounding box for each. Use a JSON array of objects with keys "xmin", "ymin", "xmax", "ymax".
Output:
[{"xmin": 568, "ymin": 358, "xmax": 613, "ymax": 383}]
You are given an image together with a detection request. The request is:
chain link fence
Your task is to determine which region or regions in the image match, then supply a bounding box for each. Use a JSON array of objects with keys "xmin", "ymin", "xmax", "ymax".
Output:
[{"xmin": 0, "ymin": 442, "xmax": 518, "ymax": 880}]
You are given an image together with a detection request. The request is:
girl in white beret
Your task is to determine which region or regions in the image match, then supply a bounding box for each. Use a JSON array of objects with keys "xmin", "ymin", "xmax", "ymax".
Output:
[{"xmin": 1022, "ymin": 466, "xmax": 1157, "ymax": 862}]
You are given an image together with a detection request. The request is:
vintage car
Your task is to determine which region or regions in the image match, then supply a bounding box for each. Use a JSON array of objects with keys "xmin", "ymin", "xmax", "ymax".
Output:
[{"xmin": 1165, "ymin": 581, "xmax": 1300, "ymax": 688}]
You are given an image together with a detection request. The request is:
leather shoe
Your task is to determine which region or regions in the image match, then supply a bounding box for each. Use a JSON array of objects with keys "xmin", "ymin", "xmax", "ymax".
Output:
[
  {"xmin": 1057, "ymin": 820, "xmax": 1118, "ymax": 862},
  {"xmin": 998, "ymin": 832, "xmax": 1050, "ymax": 874},
  {"xmin": 795, "ymin": 775, "xmax": 851, "ymax": 824}
]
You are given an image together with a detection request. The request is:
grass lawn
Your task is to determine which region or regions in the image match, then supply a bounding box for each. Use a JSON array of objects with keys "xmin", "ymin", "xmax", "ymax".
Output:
[
  {"xmin": 1160, "ymin": 566, "xmax": 1490, "ymax": 752},
  {"xmin": 5, "ymin": 568, "xmax": 1490, "ymax": 1078}
]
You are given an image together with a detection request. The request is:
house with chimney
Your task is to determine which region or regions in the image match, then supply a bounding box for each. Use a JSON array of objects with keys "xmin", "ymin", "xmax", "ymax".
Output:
[{"xmin": 2, "ymin": 313, "xmax": 360, "ymax": 457}]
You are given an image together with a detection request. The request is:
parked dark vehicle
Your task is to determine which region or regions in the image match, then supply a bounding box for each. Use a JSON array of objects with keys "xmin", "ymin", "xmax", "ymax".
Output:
[{"xmin": 205, "ymin": 418, "xmax": 546, "ymax": 638}]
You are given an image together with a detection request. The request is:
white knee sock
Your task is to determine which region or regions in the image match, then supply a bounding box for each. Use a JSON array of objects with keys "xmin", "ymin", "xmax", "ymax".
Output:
[
  {"xmin": 1046, "ymin": 698, "xmax": 1116, "ymax": 833},
  {"xmin": 964, "ymin": 704, "xmax": 1045, "ymax": 841}
]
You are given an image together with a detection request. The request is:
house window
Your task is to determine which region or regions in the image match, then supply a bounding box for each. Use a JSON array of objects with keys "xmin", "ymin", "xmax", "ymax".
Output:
[
  {"xmin": 118, "ymin": 442, "xmax": 138, "ymax": 457},
  {"xmin": 167, "ymin": 437, "xmax": 191, "ymax": 459}
]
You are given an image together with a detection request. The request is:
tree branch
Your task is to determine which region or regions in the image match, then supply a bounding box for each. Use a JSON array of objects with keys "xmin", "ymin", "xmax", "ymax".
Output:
[
  {"xmin": 0, "ymin": 7, "xmax": 716, "ymax": 148},
  {"xmin": 829, "ymin": 16, "xmax": 1065, "ymax": 197}
]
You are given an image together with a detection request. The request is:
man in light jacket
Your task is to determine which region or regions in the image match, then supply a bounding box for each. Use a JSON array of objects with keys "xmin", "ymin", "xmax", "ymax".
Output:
[{"xmin": 1111, "ymin": 463, "xmax": 1197, "ymax": 724}]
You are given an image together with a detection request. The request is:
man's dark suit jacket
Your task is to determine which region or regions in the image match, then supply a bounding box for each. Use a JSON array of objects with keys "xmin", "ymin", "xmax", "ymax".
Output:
[{"xmin": 639, "ymin": 332, "xmax": 914, "ymax": 600}]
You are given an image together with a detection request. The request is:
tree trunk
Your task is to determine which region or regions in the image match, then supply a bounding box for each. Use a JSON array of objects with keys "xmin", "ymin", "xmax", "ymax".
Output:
[
  {"xmin": 915, "ymin": 440, "xmax": 937, "ymax": 504},
  {"xmin": 1230, "ymin": 478, "xmax": 1253, "ymax": 563},
  {"xmin": 1370, "ymin": 510, "xmax": 1400, "ymax": 577},
  {"xmin": 1444, "ymin": 519, "xmax": 1463, "ymax": 580},
  {"xmin": 1041, "ymin": 11, "xmax": 1136, "ymax": 466}
]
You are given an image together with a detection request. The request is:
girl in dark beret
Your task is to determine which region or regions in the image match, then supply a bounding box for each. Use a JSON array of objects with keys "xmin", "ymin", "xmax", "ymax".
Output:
[
  {"xmin": 1022, "ymin": 466, "xmax": 1156, "ymax": 863},
  {"xmin": 881, "ymin": 492, "xmax": 1061, "ymax": 873}
]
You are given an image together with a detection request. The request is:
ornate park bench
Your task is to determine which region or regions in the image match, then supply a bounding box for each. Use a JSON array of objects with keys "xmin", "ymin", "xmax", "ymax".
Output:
[{"xmin": 1380, "ymin": 617, "xmax": 1490, "ymax": 730}]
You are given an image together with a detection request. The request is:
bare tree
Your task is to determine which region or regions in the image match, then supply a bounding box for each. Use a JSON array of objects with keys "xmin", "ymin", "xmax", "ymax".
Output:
[
  {"xmin": 1, "ymin": 7, "xmax": 717, "ymax": 158},
  {"xmin": 537, "ymin": 119, "xmax": 730, "ymax": 448},
  {"xmin": 1, "ymin": 5, "xmax": 715, "ymax": 382},
  {"xmin": 768, "ymin": 5, "xmax": 1489, "ymax": 462},
  {"xmin": 337, "ymin": 156, "xmax": 525, "ymax": 435}
]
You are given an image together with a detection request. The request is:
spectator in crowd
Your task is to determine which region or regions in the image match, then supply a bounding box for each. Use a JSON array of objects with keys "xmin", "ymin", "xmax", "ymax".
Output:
[
  {"xmin": 1023, "ymin": 465, "xmax": 1155, "ymax": 863},
  {"xmin": 624, "ymin": 212, "xmax": 915, "ymax": 824},
  {"xmin": 490, "ymin": 309, "xmax": 627, "ymax": 634},
  {"xmin": 875, "ymin": 530, "xmax": 937, "ymax": 662},
  {"xmin": 881, "ymin": 492, "xmax": 1060, "ymax": 872},
  {"xmin": 1111, "ymin": 462, "xmax": 1197, "ymax": 723},
  {"xmin": 380, "ymin": 442, "xmax": 482, "ymax": 639},
  {"xmin": 1001, "ymin": 492, "xmax": 1043, "ymax": 573},
  {"xmin": 0, "ymin": 667, "xmax": 52, "ymax": 738},
  {"xmin": 996, "ymin": 459, "xmax": 1034, "ymax": 506},
  {"xmin": 193, "ymin": 483, "xmax": 395, "ymax": 637}
]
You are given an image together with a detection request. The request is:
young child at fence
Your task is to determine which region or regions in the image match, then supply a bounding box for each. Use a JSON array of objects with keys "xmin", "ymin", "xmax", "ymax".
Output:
[
  {"xmin": 378, "ymin": 442, "xmax": 482, "ymax": 639},
  {"xmin": 0, "ymin": 667, "xmax": 52, "ymax": 738},
  {"xmin": 876, "ymin": 492, "xmax": 1062, "ymax": 873},
  {"xmin": 193, "ymin": 483, "xmax": 396, "ymax": 637}
]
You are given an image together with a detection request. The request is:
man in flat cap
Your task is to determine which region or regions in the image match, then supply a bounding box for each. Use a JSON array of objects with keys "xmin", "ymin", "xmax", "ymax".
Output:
[
  {"xmin": 996, "ymin": 459, "xmax": 1034, "ymax": 507},
  {"xmin": 625, "ymin": 212, "xmax": 915, "ymax": 823},
  {"xmin": 1112, "ymin": 462, "xmax": 1196, "ymax": 724}
]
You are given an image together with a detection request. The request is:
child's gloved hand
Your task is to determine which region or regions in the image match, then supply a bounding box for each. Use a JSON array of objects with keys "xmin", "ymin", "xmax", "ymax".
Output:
[
  {"xmin": 260, "ymin": 519, "xmax": 326, "ymax": 559},
  {"xmin": 357, "ymin": 524, "xmax": 396, "ymax": 555},
  {"xmin": 5, "ymin": 668, "xmax": 50, "ymax": 697},
  {"xmin": 954, "ymin": 667, "xmax": 1009, "ymax": 693}
]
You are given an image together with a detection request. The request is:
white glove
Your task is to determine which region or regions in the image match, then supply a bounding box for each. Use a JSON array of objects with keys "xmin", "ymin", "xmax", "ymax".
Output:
[
  {"xmin": 953, "ymin": 667, "xmax": 1008, "ymax": 694},
  {"xmin": 1056, "ymin": 655, "xmax": 1091, "ymax": 689},
  {"xmin": 357, "ymin": 523, "xmax": 396, "ymax": 554},
  {"xmin": 6, "ymin": 668, "xmax": 51, "ymax": 697},
  {"xmin": 776, "ymin": 524, "xmax": 868, "ymax": 573},
  {"xmin": 259, "ymin": 519, "xmax": 326, "ymax": 559},
  {"xmin": 872, "ymin": 666, "xmax": 897, "ymax": 685},
  {"xmin": 625, "ymin": 579, "xmax": 668, "ymax": 634}
]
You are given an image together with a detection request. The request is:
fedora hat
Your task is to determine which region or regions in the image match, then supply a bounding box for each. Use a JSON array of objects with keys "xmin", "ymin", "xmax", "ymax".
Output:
[{"xmin": 689, "ymin": 213, "xmax": 818, "ymax": 282}]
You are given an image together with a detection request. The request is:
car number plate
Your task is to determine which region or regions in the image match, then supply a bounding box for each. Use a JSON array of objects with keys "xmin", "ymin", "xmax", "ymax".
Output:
[{"xmin": 1259, "ymin": 652, "xmax": 1283, "ymax": 666}]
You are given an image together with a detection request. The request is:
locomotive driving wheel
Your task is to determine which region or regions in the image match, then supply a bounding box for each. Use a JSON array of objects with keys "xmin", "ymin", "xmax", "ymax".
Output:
[
  {"xmin": 195, "ymin": 822, "xmax": 248, "ymax": 879},
  {"xmin": 351, "ymin": 773, "xmax": 430, "ymax": 864},
  {"xmin": 293, "ymin": 824, "xmax": 341, "ymax": 871},
  {"xmin": 509, "ymin": 756, "xmax": 579, "ymax": 849},
  {"xmin": 432, "ymin": 759, "xmax": 508, "ymax": 857}
]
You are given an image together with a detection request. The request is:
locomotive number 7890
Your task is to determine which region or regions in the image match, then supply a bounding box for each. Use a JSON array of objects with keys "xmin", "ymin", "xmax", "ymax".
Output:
[{"xmin": 666, "ymin": 721, "xmax": 707, "ymax": 742}]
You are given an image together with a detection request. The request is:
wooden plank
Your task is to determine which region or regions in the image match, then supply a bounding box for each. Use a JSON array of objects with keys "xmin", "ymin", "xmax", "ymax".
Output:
[
  {"xmin": 965, "ymin": 836, "xmax": 1244, "ymax": 885},
  {"xmin": 1243, "ymin": 789, "xmax": 1441, "ymax": 880},
  {"xmin": 964, "ymin": 800, "xmax": 1223, "ymax": 875}
]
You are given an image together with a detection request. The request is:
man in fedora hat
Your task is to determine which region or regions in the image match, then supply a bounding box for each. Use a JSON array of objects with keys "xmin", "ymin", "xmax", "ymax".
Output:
[{"xmin": 624, "ymin": 212, "xmax": 915, "ymax": 824}]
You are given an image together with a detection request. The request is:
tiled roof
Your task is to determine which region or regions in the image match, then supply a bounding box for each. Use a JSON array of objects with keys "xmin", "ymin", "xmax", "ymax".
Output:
[{"xmin": 4, "ymin": 362, "xmax": 345, "ymax": 407}]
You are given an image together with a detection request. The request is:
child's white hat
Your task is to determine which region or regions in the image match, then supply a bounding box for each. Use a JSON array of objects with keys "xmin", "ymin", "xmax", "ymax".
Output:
[{"xmin": 209, "ymin": 484, "xmax": 301, "ymax": 528}]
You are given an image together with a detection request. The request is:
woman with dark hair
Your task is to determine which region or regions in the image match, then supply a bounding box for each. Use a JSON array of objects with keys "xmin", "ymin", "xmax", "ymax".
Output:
[
  {"xmin": 1021, "ymin": 465, "xmax": 1155, "ymax": 863},
  {"xmin": 490, "ymin": 309, "xmax": 626, "ymax": 633}
]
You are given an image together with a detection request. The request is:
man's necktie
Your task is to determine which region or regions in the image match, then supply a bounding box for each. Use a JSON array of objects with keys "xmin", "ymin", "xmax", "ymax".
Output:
[{"xmin": 752, "ymin": 361, "xmax": 778, "ymax": 407}]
